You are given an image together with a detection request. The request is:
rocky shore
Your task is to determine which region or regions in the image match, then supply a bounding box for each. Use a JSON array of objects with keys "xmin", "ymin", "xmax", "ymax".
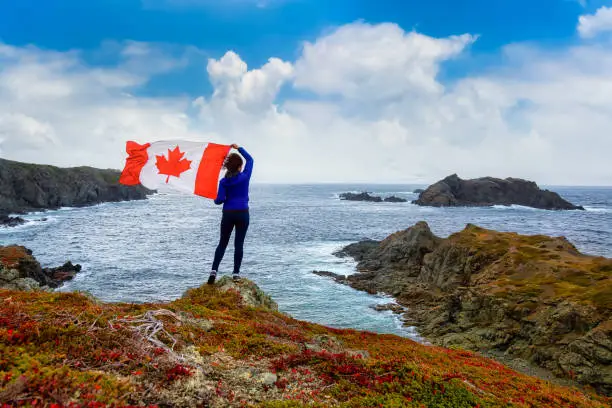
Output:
[
  {"xmin": 321, "ymin": 222, "xmax": 612, "ymax": 395},
  {"xmin": 0, "ymin": 158, "xmax": 152, "ymax": 222},
  {"xmin": 413, "ymin": 174, "xmax": 584, "ymax": 210},
  {"xmin": 1, "ymin": 249, "xmax": 609, "ymax": 407},
  {"xmin": 0, "ymin": 245, "xmax": 82, "ymax": 289}
]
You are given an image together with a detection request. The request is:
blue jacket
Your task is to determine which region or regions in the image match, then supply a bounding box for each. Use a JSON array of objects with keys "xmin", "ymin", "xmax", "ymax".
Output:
[{"xmin": 214, "ymin": 147, "xmax": 253, "ymax": 211}]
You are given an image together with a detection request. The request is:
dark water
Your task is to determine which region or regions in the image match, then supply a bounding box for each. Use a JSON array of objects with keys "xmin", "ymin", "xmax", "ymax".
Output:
[{"xmin": 2, "ymin": 184, "xmax": 611, "ymax": 339}]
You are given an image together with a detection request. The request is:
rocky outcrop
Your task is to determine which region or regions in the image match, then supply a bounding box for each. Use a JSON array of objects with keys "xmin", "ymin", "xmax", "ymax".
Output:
[
  {"xmin": 329, "ymin": 222, "xmax": 612, "ymax": 395},
  {"xmin": 340, "ymin": 192, "xmax": 382, "ymax": 202},
  {"xmin": 413, "ymin": 189, "xmax": 425, "ymax": 194},
  {"xmin": 0, "ymin": 158, "xmax": 152, "ymax": 217},
  {"xmin": 383, "ymin": 196, "xmax": 407, "ymax": 203},
  {"xmin": 0, "ymin": 215, "xmax": 25, "ymax": 227},
  {"xmin": 216, "ymin": 276, "xmax": 278, "ymax": 311},
  {"xmin": 413, "ymin": 174, "xmax": 584, "ymax": 210},
  {"xmin": 332, "ymin": 239, "xmax": 379, "ymax": 261},
  {"xmin": 0, "ymin": 246, "xmax": 82, "ymax": 289},
  {"xmin": 339, "ymin": 192, "xmax": 407, "ymax": 203}
]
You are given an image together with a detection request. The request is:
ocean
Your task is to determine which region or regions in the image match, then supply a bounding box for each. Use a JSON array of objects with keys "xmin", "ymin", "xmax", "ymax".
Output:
[{"xmin": 2, "ymin": 184, "xmax": 611, "ymax": 340}]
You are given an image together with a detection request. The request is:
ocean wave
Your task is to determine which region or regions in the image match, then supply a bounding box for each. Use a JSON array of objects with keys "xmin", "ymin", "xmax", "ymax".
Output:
[
  {"xmin": 0, "ymin": 217, "xmax": 55, "ymax": 233},
  {"xmin": 491, "ymin": 205, "xmax": 542, "ymax": 211},
  {"xmin": 584, "ymin": 206, "xmax": 612, "ymax": 213},
  {"xmin": 490, "ymin": 204, "xmax": 612, "ymax": 213},
  {"xmin": 375, "ymin": 191, "xmax": 417, "ymax": 195}
]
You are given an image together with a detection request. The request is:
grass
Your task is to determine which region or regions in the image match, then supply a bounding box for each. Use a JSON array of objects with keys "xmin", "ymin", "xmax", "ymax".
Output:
[{"xmin": 447, "ymin": 225, "xmax": 612, "ymax": 313}]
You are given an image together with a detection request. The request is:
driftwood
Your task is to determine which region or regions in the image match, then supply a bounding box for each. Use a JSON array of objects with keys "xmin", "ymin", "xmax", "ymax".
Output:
[{"xmin": 112, "ymin": 309, "xmax": 185, "ymax": 361}]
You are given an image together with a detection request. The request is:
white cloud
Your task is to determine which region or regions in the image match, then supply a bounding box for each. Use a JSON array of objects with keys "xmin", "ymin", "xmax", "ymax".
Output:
[
  {"xmin": 1, "ymin": 20, "xmax": 612, "ymax": 185},
  {"xmin": 0, "ymin": 42, "xmax": 208, "ymax": 168},
  {"xmin": 578, "ymin": 6, "xmax": 612, "ymax": 38},
  {"xmin": 294, "ymin": 22, "xmax": 476, "ymax": 100},
  {"xmin": 206, "ymin": 51, "xmax": 293, "ymax": 113}
]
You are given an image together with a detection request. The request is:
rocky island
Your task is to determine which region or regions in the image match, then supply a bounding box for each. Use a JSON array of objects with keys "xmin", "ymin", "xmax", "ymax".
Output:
[
  {"xmin": 0, "ymin": 248, "xmax": 609, "ymax": 407},
  {"xmin": 340, "ymin": 192, "xmax": 407, "ymax": 203},
  {"xmin": 413, "ymin": 174, "xmax": 584, "ymax": 210},
  {"xmin": 320, "ymin": 222, "xmax": 612, "ymax": 396},
  {"xmin": 0, "ymin": 158, "xmax": 152, "ymax": 226}
]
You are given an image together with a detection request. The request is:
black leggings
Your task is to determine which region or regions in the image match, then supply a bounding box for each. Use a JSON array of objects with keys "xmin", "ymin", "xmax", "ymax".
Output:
[{"xmin": 212, "ymin": 211, "xmax": 250, "ymax": 274}]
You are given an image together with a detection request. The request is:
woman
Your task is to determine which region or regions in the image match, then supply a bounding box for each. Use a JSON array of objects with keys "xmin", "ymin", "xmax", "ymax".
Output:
[{"xmin": 208, "ymin": 143, "xmax": 253, "ymax": 285}]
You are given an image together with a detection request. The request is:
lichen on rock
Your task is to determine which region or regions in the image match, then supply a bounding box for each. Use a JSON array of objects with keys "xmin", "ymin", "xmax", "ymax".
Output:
[{"xmin": 216, "ymin": 275, "xmax": 278, "ymax": 311}]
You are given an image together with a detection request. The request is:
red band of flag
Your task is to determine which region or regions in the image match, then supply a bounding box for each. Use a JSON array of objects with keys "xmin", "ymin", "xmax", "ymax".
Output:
[
  {"xmin": 194, "ymin": 143, "xmax": 232, "ymax": 199},
  {"xmin": 119, "ymin": 141, "xmax": 151, "ymax": 185}
]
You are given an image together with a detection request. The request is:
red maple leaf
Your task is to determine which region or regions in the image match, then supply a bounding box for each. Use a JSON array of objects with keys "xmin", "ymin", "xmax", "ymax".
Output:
[{"xmin": 155, "ymin": 146, "xmax": 192, "ymax": 183}]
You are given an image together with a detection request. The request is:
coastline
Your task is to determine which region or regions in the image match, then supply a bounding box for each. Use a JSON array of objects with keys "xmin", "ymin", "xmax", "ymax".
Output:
[{"xmin": 319, "ymin": 222, "xmax": 612, "ymax": 396}]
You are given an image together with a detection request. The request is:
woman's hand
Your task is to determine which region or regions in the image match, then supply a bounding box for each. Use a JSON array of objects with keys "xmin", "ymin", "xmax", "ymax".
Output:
[{"xmin": 231, "ymin": 143, "xmax": 240, "ymax": 149}]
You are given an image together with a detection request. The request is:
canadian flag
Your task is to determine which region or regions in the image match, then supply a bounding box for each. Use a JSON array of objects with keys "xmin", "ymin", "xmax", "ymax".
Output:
[{"xmin": 119, "ymin": 140, "xmax": 231, "ymax": 199}]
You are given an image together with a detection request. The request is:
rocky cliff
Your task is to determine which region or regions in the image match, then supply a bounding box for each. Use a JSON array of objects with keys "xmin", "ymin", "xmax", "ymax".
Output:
[
  {"xmin": 0, "ymin": 158, "xmax": 151, "ymax": 217},
  {"xmin": 0, "ymin": 249, "xmax": 608, "ymax": 407},
  {"xmin": 326, "ymin": 222, "xmax": 612, "ymax": 395},
  {"xmin": 413, "ymin": 174, "xmax": 584, "ymax": 210}
]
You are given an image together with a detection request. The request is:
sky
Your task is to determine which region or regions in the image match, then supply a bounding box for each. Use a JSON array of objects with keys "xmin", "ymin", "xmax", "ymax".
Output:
[{"xmin": 0, "ymin": 0, "xmax": 611, "ymax": 185}]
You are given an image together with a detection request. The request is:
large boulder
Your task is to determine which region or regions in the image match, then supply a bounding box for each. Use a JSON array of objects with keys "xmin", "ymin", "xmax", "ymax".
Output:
[
  {"xmin": 359, "ymin": 221, "xmax": 442, "ymax": 274},
  {"xmin": 0, "ymin": 158, "xmax": 152, "ymax": 217},
  {"xmin": 413, "ymin": 174, "xmax": 584, "ymax": 210},
  {"xmin": 216, "ymin": 276, "xmax": 278, "ymax": 311}
]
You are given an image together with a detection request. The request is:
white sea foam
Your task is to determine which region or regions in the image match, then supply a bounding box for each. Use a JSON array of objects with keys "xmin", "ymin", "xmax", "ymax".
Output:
[
  {"xmin": 584, "ymin": 206, "xmax": 612, "ymax": 213},
  {"xmin": 491, "ymin": 204, "xmax": 541, "ymax": 211},
  {"xmin": 0, "ymin": 217, "xmax": 56, "ymax": 233}
]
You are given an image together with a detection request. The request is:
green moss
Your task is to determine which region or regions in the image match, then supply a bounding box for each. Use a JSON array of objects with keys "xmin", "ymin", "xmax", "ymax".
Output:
[{"xmin": 588, "ymin": 285, "xmax": 612, "ymax": 310}]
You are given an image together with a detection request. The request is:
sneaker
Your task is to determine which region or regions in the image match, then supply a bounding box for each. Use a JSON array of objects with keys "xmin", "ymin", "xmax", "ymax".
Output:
[
  {"xmin": 232, "ymin": 273, "xmax": 241, "ymax": 282},
  {"xmin": 207, "ymin": 271, "xmax": 217, "ymax": 285}
]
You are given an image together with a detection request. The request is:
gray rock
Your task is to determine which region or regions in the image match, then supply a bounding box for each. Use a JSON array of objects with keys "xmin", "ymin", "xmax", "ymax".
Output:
[
  {"xmin": 347, "ymin": 350, "xmax": 370, "ymax": 359},
  {"xmin": 383, "ymin": 196, "xmax": 407, "ymax": 203},
  {"xmin": 0, "ymin": 268, "xmax": 20, "ymax": 282},
  {"xmin": 312, "ymin": 270, "xmax": 348, "ymax": 283},
  {"xmin": 217, "ymin": 276, "xmax": 278, "ymax": 311},
  {"xmin": 339, "ymin": 192, "xmax": 383, "ymax": 202},
  {"xmin": 413, "ymin": 174, "xmax": 583, "ymax": 210},
  {"xmin": 370, "ymin": 303, "xmax": 405, "ymax": 314},
  {"xmin": 0, "ymin": 245, "xmax": 82, "ymax": 290},
  {"xmin": 359, "ymin": 221, "xmax": 442, "ymax": 274},
  {"xmin": 0, "ymin": 215, "xmax": 26, "ymax": 227},
  {"xmin": 257, "ymin": 372, "xmax": 277, "ymax": 386},
  {"xmin": 333, "ymin": 240, "xmax": 379, "ymax": 261},
  {"xmin": 14, "ymin": 277, "xmax": 41, "ymax": 291}
]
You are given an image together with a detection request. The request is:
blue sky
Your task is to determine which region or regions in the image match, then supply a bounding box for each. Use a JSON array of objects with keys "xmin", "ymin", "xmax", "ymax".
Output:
[
  {"xmin": 1, "ymin": 0, "xmax": 612, "ymax": 184},
  {"xmin": 0, "ymin": 0, "xmax": 598, "ymax": 96}
]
